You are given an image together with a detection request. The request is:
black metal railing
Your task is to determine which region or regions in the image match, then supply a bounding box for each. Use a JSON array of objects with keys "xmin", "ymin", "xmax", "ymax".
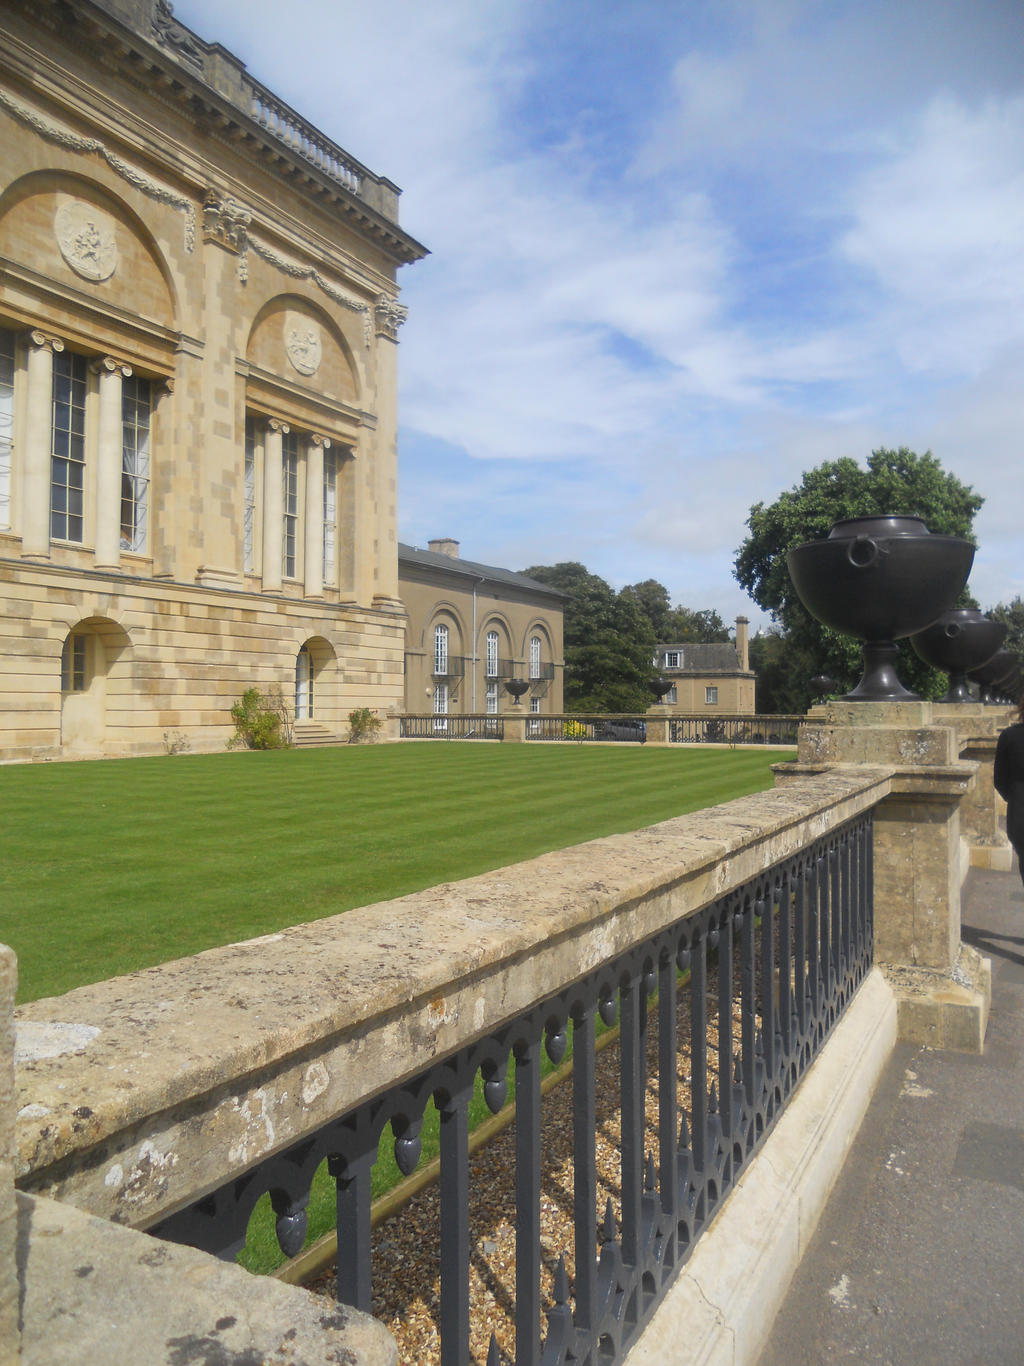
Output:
[
  {"xmin": 529, "ymin": 663, "xmax": 556, "ymax": 683},
  {"xmin": 484, "ymin": 658, "xmax": 517, "ymax": 680},
  {"xmin": 526, "ymin": 717, "xmax": 648, "ymax": 743},
  {"xmin": 432, "ymin": 657, "xmax": 468, "ymax": 679},
  {"xmin": 400, "ymin": 715, "xmax": 503, "ymax": 739},
  {"xmin": 153, "ymin": 813, "xmax": 874, "ymax": 1366},
  {"xmin": 670, "ymin": 715, "xmax": 801, "ymax": 745}
]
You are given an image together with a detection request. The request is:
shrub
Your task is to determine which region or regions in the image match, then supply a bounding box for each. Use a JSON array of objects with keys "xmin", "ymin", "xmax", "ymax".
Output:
[
  {"xmin": 348, "ymin": 706, "xmax": 383, "ymax": 744},
  {"xmin": 228, "ymin": 687, "xmax": 293, "ymax": 750},
  {"xmin": 562, "ymin": 719, "xmax": 589, "ymax": 743}
]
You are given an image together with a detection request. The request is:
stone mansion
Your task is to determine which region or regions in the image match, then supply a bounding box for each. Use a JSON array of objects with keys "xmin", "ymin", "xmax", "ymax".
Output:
[{"xmin": 0, "ymin": 0, "xmax": 432, "ymax": 760}]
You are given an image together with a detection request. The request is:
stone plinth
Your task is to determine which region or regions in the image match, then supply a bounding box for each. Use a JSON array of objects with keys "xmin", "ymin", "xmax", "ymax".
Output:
[
  {"xmin": 644, "ymin": 714, "xmax": 669, "ymax": 746},
  {"xmin": 780, "ymin": 700, "xmax": 991, "ymax": 1052},
  {"xmin": 929, "ymin": 705, "xmax": 1014, "ymax": 869}
]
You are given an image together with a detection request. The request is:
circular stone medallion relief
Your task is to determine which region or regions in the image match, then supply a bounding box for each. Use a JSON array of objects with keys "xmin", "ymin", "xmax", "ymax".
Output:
[
  {"xmin": 284, "ymin": 313, "xmax": 322, "ymax": 377},
  {"xmin": 54, "ymin": 200, "xmax": 118, "ymax": 282}
]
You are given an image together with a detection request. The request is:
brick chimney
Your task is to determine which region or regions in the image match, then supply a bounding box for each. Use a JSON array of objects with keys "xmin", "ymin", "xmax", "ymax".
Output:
[
  {"xmin": 428, "ymin": 538, "xmax": 459, "ymax": 559},
  {"xmin": 736, "ymin": 616, "xmax": 750, "ymax": 672}
]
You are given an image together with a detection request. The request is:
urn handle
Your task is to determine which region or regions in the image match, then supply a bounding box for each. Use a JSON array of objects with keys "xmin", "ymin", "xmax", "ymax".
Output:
[{"xmin": 846, "ymin": 535, "xmax": 885, "ymax": 568}]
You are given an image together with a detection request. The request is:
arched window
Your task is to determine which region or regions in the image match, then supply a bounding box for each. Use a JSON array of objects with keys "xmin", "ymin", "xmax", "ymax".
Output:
[
  {"xmin": 529, "ymin": 635, "xmax": 542, "ymax": 679},
  {"xmin": 295, "ymin": 644, "xmax": 313, "ymax": 718},
  {"xmin": 486, "ymin": 629, "xmax": 499, "ymax": 678},
  {"xmin": 434, "ymin": 623, "xmax": 449, "ymax": 675}
]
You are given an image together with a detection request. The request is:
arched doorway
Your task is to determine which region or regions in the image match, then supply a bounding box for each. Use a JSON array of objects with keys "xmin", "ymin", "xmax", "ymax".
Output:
[{"xmin": 59, "ymin": 617, "xmax": 130, "ymax": 754}]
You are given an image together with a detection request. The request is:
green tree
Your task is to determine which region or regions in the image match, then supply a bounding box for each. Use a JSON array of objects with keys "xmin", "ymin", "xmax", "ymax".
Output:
[
  {"xmin": 521, "ymin": 563, "xmax": 656, "ymax": 711},
  {"xmin": 734, "ymin": 448, "xmax": 983, "ymax": 709},
  {"xmin": 620, "ymin": 579, "xmax": 730, "ymax": 644}
]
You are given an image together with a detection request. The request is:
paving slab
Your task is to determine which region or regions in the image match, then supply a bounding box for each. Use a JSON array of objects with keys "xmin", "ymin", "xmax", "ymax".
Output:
[{"xmin": 757, "ymin": 865, "xmax": 1024, "ymax": 1366}]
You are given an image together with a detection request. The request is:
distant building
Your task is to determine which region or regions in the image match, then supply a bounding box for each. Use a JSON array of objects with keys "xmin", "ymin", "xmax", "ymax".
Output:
[
  {"xmin": 0, "ymin": 0, "xmax": 426, "ymax": 760},
  {"xmin": 399, "ymin": 540, "xmax": 564, "ymax": 721},
  {"xmin": 651, "ymin": 617, "xmax": 755, "ymax": 714}
]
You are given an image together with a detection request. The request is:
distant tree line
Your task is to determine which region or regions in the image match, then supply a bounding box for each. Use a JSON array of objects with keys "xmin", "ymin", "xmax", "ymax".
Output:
[{"xmin": 520, "ymin": 563, "xmax": 728, "ymax": 713}]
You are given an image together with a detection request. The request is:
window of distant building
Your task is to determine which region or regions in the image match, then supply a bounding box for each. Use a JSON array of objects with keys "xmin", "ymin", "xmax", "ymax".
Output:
[
  {"xmin": 434, "ymin": 623, "xmax": 449, "ymax": 675},
  {"xmin": 705, "ymin": 686, "xmax": 718, "ymax": 705},
  {"xmin": 664, "ymin": 651, "xmax": 680, "ymax": 669}
]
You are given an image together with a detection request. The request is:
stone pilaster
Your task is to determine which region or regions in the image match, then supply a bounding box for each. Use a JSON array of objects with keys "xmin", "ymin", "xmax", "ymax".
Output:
[
  {"xmin": 21, "ymin": 331, "xmax": 63, "ymax": 562},
  {"xmin": 304, "ymin": 435, "xmax": 327, "ymax": 600},
  {"xmin": 261, "ymin": 420, "xmax": 286, "ymax": 594},
  {"xmin": 93, "ymin": 357, "xmax": 132, "ymax": 571}
]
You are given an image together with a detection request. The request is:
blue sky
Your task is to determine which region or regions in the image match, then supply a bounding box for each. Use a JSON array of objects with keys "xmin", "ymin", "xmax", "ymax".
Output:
[{"xmin": 177, "ymin": 0, "xmax": 1024, "ymax": 628}]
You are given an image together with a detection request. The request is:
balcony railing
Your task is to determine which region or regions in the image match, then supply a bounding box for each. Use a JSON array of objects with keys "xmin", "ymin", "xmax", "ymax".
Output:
[
  {"xmin": 484, "ymin": 658, "xmax": 517, "ymax": 680},
  {"xmin": 432, "ymin": 656, "xmax": 467, "ymax": 679},
  {"xmin": 529, "ymin": 662, "xmax": 556, "ymax": 683}
]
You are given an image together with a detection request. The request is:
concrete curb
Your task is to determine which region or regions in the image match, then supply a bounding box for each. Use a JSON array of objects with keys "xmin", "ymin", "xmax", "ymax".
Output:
[{"xmin": 626, "ymin": 967, "xmax": 898, "ymax": 1365}]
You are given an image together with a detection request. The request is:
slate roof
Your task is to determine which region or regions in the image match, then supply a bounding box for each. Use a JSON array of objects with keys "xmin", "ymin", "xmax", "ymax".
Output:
[
  {"xmin": 658, "ymin": 643, "xmax": 744, "ymax": 672},
  {"xmin": 398, "ymin": 544, "xmax": 567, "ymax": 599}
]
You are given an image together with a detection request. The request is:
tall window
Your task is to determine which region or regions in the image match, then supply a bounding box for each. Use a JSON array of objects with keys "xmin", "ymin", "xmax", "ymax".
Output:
[
  {"xmin": 120, "ymin": 376, "xmax": 151, "ymax": 552},
  {"xmin": 529, "ymin": 635, "xmax": 541, "ymax": 679},
  {"xmin": 485, "ymin": 681, "xmax": 498, "ymax": 714},
  {"xmin": 705, "ymin": 686, "xmax": 719, "ymax": 705},
  {"xmin": 282, "ymin": 430, "xmax": 299, "ymax": 578},
  {"xmin": 433, "ymin": 681, "xmax": 448, "ymax": 731},
  {"xmin": 0, "ymin": 328, "xmax": 13, "ymax": 530},
  {"xmin": 243, "ymin": 416, "xmax": 257, "ymax": 573},
  {"xmin": 434, "ymin": 623, "xmax": 449, "ymax": 674},
  {"xmin": 60, "ymin": 633, "xmax": 87, "ymax": 692},
  {"xmin": 295, "ymin": 644, "xmax": 313, "ymax": 719},
  {"xmin": 486, "ymin": 629, "xmax": 499, "ymax": 678},
  {"xmin": 50, "ymin": 350, "xmax": 88, "ymax": 543},
  {"xmin": 323, "ymin": 448, "xmax": 338, "ymax": 583}
]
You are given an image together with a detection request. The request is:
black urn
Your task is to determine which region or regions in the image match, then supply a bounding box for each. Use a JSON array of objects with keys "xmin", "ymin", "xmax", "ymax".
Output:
[
  {"xmin": 786, "ymin": 515, "xmax": 975, "ymax": 701},
  {"xmin": 648, "ymin": 676, "xmax": 674, "ymax": 703},
  {"xmin": 910, "ymin": 610, "xmax": 1006, "ymax": 703},
  {"xmin": 970, "ymin": 649, "xmax": 1017, "ymax": 704},
  {"xmin": 504, "ymin": 677, "xmax": 529, "ymax": 705}
]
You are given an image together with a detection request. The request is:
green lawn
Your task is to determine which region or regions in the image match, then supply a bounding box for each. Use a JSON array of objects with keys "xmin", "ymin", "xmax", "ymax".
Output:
[{"xmin": 0, "ymin": 741, "xmax": 792, "ymax": 1005}]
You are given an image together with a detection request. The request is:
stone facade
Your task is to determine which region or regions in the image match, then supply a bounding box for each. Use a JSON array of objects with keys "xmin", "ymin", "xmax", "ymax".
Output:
[
  {"xmin": 399, "ymin": 539, "xmax": 565, "ymax": 719},
  {"xmin": 651, "ymin": 617, "xmax": 755, "ymax": 715},
  {"xmin": 0, "ymin": 0, "xmax": 426, "ymax": 760}
]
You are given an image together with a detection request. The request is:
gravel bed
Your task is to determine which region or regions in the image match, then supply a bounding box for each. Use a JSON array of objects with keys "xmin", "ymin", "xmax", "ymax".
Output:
[{"xmin": 308, "ymin": 974, "xmax": 747, "ymax": 1366}]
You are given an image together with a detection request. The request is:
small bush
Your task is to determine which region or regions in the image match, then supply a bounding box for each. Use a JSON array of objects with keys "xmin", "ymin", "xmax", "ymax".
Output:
[
  {"xmin": 228, "ymin": 687, "xmax": 293, "ymax": 750},
  {"xmin": 348, "ymin": 706, "xmax": 383, "ymax": 744},
  {"xmin": 563, "ymin": 720, "xmax": 589, "ymax": 743}
]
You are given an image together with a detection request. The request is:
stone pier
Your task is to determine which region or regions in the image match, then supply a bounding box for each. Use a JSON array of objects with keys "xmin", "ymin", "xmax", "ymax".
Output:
[{"xmin": 776, "ymin": 700, "xmax": 993, "ymax": 1052}]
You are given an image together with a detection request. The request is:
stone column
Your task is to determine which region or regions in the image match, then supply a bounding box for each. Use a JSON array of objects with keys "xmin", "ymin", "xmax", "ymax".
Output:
[
  {"xmin": 0, "ymin": 944, "xmax": 19, "ymax": 1366},
  {"xmin": 645, "ymin": 715, "xmax": 670, "ymax": 746},
  {"xmin": 262, "ymin": 419, "xmax": 286, "ymax": 594},
  {"xmin": 782, "ymin": 700, "xmax": 990, "ymax": 1051},
  {"xmin": 21, "ymin": 331, "xmax": 63, "ymax": 562},
  {"xmin": 304, "ymin": 435, "xmax": 327, "ymax": 600},
  {"xmin": 93, "ymin": 357, "xmax": 132, "ymax": 571}
]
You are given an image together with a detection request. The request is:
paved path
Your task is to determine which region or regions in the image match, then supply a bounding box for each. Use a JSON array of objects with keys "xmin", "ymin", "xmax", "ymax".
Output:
[{"xmin": 758, "ymin": 865, "xmax": 1024, "ymax": 1366}]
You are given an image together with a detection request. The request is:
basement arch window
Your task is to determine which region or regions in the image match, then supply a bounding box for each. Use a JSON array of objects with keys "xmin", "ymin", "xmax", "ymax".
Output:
[{"xmin": 295, "ymin": 644, "xmax": 314, "ymax": 719}]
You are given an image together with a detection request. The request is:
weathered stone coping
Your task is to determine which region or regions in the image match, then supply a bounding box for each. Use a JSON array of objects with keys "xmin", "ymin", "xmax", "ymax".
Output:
[
  {"xmin": 15, "ymin": 768, "xmax": 891, "ymax": 1229},
  {"xmin": 17, "ymin": 1190, "xmax": 395, "ymax": 1366}
]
